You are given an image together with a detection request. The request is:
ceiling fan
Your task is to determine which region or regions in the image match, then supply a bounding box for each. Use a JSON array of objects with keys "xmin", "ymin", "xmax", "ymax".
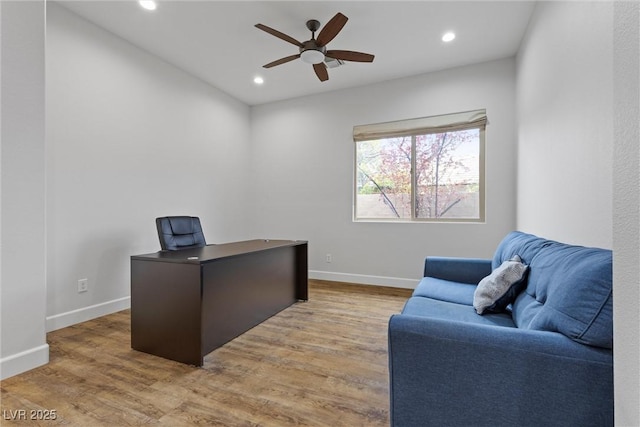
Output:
[{"xmin": 255, "ymin": 12, "xmax": 375, "ymax": 82}]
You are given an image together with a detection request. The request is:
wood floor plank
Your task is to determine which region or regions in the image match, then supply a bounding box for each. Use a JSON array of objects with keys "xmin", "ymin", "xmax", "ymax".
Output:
[{"xmin": 1, "ymin": 280, "xmax": 411, "ymax": 426}]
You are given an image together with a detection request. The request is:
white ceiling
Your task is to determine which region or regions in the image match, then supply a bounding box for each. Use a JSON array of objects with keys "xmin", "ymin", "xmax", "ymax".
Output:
[{"xmin": 57, "ymin": 1, "xmax": 536, "ymax": 106}]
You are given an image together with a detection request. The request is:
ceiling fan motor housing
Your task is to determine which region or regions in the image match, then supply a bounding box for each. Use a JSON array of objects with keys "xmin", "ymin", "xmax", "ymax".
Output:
[{"xmin": 300, "ymin": 19, "xmax": 326, "ymax": 64}]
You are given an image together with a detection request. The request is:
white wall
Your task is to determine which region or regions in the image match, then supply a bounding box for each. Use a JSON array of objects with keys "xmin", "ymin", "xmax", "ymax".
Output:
[
  {"xmin": 45, "ymin": 4, "xmax": 252, "ymax": 330},
  {"xmin": 0, "ymin": 0, "xmax": 49, "ymax": 379},
  {"xmin": 250, "ymin": 58, "xmax": 518, "ymax": 286},
  {"xmin": 516, "ymin": 1, "xmax": 613, "ymax": 248},
  {"xmin": 517, "ymin": 2, "xmax": 640, "ymax": 424},
  {"xmin": 612, "ymin": 2, "xmax": 640, "ymax": 425}
]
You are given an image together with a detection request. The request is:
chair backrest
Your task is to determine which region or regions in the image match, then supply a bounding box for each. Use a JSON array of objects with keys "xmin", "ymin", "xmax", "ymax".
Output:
[{"xmin": 155, "ymin": 216, "xmax": 206, "ymax": 251}]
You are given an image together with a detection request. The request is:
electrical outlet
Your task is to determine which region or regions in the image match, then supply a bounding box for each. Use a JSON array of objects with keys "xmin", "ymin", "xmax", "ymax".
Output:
[
  {"xmin": 325, "ymin": 254, "xmax": 332, "ymax": 263},
  {"xmin": 77, "ymin": 278, "xmax": 88, "ymax": 293}
]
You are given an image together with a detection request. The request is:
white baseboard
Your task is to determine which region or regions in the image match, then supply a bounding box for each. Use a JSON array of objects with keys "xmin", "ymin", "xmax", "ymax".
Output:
[
  {"xmin": 309, "ymin": 270, "xmax": 417, "ymax": 289},
  {"xmin": 44, "ymin": 273, "xmax": 413, "ymax": 333},
  {"xmin": 46, "ymin": 296, "xmax": 131, "ymax": 332},
  {"xmin": 0, "ymin": 344, "xmax": 49, "ymax": 380}
]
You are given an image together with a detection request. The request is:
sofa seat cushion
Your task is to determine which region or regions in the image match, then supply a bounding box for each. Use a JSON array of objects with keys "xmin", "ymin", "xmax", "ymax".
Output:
[
  {"xmin": 402, "ymin": 296, "xmax": 516, "ymax": 329},
  {"xmin": 413, "ymin": 277, "xmax": 476, "ymax": 306},
  {"xmin": 496, "ymin": 232, "xmax": 613, "ymax": 349}
]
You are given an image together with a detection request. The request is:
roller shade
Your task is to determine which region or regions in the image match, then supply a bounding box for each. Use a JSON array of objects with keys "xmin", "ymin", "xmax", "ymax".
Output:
[{"xmin": 353, "ymin": 109, "xmax": 487, "ymax": 142}]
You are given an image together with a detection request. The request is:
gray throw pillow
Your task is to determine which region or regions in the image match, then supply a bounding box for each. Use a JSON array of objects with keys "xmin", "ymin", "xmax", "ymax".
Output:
[{"xmin": 474, "ymin": 255, "xmax": 529, "ymax": 315}]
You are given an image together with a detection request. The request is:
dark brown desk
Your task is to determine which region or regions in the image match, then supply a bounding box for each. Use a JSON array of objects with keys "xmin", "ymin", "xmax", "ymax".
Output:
[{"xmin": 131, "ymin": 239, "xmax": 308, "ymax": 366}]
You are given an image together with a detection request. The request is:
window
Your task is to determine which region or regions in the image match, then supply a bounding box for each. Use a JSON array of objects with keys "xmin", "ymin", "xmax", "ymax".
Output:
[{"xmin": 354, "ymin": 110, "xmax": 486, "ymax": 222}]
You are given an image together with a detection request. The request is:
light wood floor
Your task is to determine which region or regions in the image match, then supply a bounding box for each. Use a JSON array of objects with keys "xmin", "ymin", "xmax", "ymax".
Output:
[{"xmin": 1, "ymin": 280, "xmax": 411, "ymax": 426}]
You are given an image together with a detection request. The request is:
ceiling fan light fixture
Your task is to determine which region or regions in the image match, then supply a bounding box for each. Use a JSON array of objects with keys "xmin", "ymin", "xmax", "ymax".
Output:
[{"xmin": 300, "ymin": 49, "xmax": 325, "ymax": 65}]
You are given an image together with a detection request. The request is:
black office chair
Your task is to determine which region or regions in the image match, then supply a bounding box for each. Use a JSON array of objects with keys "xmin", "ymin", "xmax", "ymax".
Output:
[{"xmin": 155, "ymin": 216, "xmax": 206, "ymax": 251}]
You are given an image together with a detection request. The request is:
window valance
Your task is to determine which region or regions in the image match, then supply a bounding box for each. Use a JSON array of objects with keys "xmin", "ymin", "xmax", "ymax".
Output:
[{"xmin": 353, "ymin": 109, "xmax": 487, "ymax": 142}]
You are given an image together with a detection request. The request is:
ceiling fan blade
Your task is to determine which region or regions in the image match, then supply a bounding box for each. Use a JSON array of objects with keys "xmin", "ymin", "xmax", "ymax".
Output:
[
  {"xmin": 263, "ymin": 54, "xmax": 301, "ymax": 68},
  {"xmin": 316, "ymin": 12, "xmax": 348, "ymax": 47},
  {"xmin": 325, "ymin": 50, "xmax": 375, "ymax": 63},
  {"xmin": 255, "ymin": 23, "xmax": 304, "ymax": 48},
  {"xmin": 313, "ymin": 63, "xmax": 329, "ymax": 82}
]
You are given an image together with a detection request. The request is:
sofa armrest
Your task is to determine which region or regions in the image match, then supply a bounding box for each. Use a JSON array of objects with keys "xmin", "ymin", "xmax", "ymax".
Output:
[
  {"xmin": 388, "ymin": 314, "xmax": 613, "ymax": 427},
  {"xmin": 423, "ymin": 256, "xmax": 492, "ymax": 284}
]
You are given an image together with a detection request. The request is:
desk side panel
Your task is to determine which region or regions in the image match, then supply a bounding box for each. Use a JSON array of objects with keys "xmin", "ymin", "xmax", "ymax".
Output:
[
  {"xmin": 201, "ymin": 245, "xmax": 300, "ymax": 355},
  {"xmin": 131, "ymin": 259, "xmax": 202, "ymax": 366},
  {"xmin": 296, "ymin": 242, "xmax": 309, "ymax": 300}
]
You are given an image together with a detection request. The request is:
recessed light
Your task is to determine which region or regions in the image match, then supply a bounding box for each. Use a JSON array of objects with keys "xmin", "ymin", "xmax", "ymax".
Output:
[
  {"xmin": 253, "ymin": 76, "xmax": 264, "ymax": 85},
  {"xmin": 139, "ymin": 1, "xmax": 157, "ymax": 11},
  {"xmin": 442, "ymin": 32, "xmax": 456, "ymax": 42}
]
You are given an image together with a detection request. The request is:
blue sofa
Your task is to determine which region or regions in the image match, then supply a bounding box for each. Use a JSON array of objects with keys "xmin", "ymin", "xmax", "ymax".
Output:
[{"xmin": 388, "ymin": 231, "xmax": 613, "ymax": 427}]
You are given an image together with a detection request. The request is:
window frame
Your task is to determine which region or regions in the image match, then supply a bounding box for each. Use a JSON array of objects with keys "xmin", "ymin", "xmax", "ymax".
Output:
[{"xmin": 353, "ymin": 110, "xmax": 486, "ymax": 223}]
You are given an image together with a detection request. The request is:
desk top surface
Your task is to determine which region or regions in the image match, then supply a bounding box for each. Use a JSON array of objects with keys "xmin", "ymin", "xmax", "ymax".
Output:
[{"xmin": 131, "ymin": 239, "xmax": 307, "ymax": 264}]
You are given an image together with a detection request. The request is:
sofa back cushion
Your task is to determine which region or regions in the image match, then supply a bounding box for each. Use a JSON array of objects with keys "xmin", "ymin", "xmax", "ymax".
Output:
[
  {"xmin": 492, "ymin": 231, "xmax": 549, "ymax": 270},
  {"xmin": 494, "ymin": 232, "xmax": 613, "ymax": 349}
]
